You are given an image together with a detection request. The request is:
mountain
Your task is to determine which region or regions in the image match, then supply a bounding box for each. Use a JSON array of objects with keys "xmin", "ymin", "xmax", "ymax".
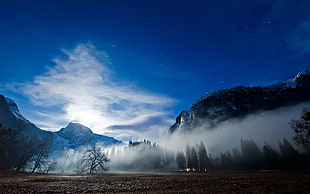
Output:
[
  {"xmin": 0, "ymin": 95, "xmax": 52, "ymax": 138},
  {"xmin": 170, "ymin": 70, "xmax": 310, "ymax": 133},
  {"xmin": 54, "ymin": 122, "xmax": 121, "ymax": 150},
  {"xmin": 0, "ymin": 95, "xmax": 121, "ymax": 152}
]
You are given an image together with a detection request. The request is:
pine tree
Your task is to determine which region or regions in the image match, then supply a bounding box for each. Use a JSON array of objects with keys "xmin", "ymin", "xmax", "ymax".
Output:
[
  {"xmin": 220, "ymin": 150, "xmax": 233, "ymax": 170},
  {"xmin": 176, "ymin": 151, "xmax": 186, "ymax": 170},
  {"xmin": 197, "ymin": 142, "xmax": 211, "ymax": 171},
  {"xmin": 262, "ymin": 143, "xmax": 281, "ymax": 170},
  {"xmin": 279, "ymin": 139, "xmax": 299, "ymax": 169},
  {"xmin": 191, "ymin": 147, "xmax": 199, "ymax": 170},
  {"xmin": 240, "ymin": 138, "xmax": 263, "ymax": 170},
  {"xmin": 185, "ymin": 144, "xmax": 192, "ymax": 169}
]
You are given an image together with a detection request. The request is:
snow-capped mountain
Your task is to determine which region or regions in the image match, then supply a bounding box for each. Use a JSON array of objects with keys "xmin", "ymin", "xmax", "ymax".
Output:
[
  {"xmin": 0, "ymin": 95, "xmax": 121, "ymax": 152},
  {"xmin": 170, "ymin": 70, "xmax": 310, "ymax": 133},
  {"xmin": 54, "ymin": 122, "xmax": 121, "ymax": 150}
]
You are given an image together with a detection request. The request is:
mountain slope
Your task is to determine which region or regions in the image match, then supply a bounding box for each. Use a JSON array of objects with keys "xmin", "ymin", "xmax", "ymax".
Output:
[
  {"xmin": 0, "ymin": 95, "xmax": 121, "ymax": 152},
  {"xmin": 0, "ymin": 95, "xmax": 52, "ymax": 138},
  {"xmin": 54, "ymin": 122, "xmax": 121, "ymax": 150},
  {"xmin": 170, "ymin": 70, "xmax": 310, "ymax": 133}
]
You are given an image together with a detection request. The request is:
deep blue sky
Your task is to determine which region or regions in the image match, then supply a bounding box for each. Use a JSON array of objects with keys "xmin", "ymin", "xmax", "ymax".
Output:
[{"xmin": 0, "ymin": 0, "xmax": 310, "ymax": 140}]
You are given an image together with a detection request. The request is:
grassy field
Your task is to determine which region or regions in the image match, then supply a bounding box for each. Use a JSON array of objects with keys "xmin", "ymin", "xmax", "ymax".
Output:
[{"xmin": 0, "ymin": 171, "xmax": 309, "ymax": 193}]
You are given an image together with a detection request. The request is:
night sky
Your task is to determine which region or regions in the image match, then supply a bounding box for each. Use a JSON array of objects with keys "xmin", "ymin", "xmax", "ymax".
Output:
[{"xmin": 0, "ymin": 0, "xmax": 310, "ymax": 141}]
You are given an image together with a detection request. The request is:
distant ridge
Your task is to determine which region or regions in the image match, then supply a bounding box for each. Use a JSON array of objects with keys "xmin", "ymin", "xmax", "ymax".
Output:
[{"xmin": 170, "ymin": 70, "xmax": 310, "ymax": 133}]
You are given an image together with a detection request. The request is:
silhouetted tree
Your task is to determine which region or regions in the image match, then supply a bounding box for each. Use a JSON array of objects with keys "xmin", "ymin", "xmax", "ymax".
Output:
[
  {"xmin": 30, "ymin": 140, "xmax": 52, "ymax": 173},
  {"xmin": 0, "ymin": 124, "xmax": 54, "ymax": 173},
  {"xmin": 129, "ymin": 140, "xmax": 152, "ymax": 147},
  {"xmin": 231, "ymin": 148, "xmax": 242, "ymax": 169},
  {"xmin": 240, "ymin": 138, "xmax": 263, "ymax": 169},
  {"xmin": 197, "ymin": 142, "xmax": 211, "ymax": 171},
  {"xmin": 289, "ymin": 108, "xmax": 310, "ymax": 145},
  {"xmin": 185, "ymin": 144, "xmax": 199, "ymax": 170},
  {"xmin": 279, "ymin": 139, "xmax": 299, "ymax": 169},
  {"xmin": 46, "ymin": 160, "xmax": 57, "ymax": 174},
  {"xmin": 262, "ymin": 143, "xmax": 281, "ymax": 170},
  {"xmin": 176, "ymin": 151, "xmax": 186, "ymax": 170},
  {"xmin": 191, "ymin": 147, "xmax": 199, "ymax": 170},
  {"xmin": 79, "ymin": 145, "xmax": 110, "ymax": 174},
  {"xmin": 185, "ymin": 144, "xmax": 192, "ymax": 169},
  {"xmin": 209, "ymin": 154, "xmax": 220, "ymax": 170},
  {"xmin": 15, "ymin": 138, "xmax": 39, "ymax": 172},
  {"xmin": 220, "ymin": 151, "xmax": 233, "ymax": 170},
  {"xmin": 0, "ymin": 128, "xmax": 18, "ymax": 170}
]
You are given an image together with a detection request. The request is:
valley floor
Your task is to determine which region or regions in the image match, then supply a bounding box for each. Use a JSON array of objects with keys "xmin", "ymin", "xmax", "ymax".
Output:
[{"xmin": 0, "ymin": 171, "xmax": 309, "ymax": 193}]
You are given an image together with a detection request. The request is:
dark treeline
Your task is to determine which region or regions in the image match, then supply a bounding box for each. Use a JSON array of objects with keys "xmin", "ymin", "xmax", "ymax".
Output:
[
  {"xmin": 177, "ymin": 138, "xmax": 310, "ymax": 171},
  {"xmin": 0, "ymin": 123, "xmax": 55, "ymax": 173},
  {"xmin": 112, "ymin": 138, "xmax": 310, "ymax": 172}
]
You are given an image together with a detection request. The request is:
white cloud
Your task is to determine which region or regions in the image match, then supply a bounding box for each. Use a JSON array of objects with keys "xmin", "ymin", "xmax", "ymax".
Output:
[{"xmin": 15, "ymin": 43, "xmax": 175, "ymax": 141}]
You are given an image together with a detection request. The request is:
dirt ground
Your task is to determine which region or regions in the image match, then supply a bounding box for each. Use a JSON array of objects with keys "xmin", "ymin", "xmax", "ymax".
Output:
[{"xmin": 0, "ymin": 171, "xmax": 309, "ymax": 193}]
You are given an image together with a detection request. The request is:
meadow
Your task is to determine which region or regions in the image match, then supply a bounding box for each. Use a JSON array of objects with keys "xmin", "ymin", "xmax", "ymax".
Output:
[{"xmin": 0, "ymin": 171, "xmax": 309, "ymax": 193}]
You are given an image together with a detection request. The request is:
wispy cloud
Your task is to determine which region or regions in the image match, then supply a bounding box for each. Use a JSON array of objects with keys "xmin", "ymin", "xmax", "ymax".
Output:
[
  {"xmin": 288, "ymin": 16, "xmax": 310, "ymax": 55},
  {"xmin": 9, "ymin": 43, "xmax": 175, "ymax": 141}
]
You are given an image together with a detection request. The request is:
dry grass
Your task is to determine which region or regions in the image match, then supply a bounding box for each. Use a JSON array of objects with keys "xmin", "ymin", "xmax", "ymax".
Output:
[{"xmin": 0, "ymin": 171, "xmax": 309, "ymax": 193}]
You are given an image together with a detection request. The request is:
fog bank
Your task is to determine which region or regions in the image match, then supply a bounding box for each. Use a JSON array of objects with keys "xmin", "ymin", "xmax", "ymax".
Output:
[{"xmin": 160, "ymin": 102, "xmax": 310, "ymax": 154}]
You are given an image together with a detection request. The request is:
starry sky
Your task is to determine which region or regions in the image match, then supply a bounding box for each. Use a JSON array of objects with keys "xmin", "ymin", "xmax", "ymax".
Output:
[{"xmin": 0, "ymin": 0, "xmax": 310, "ymax": 141}]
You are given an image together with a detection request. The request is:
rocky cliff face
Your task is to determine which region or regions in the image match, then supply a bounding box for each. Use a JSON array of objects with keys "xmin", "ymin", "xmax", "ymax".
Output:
[{"xmin": 170, "ymin": 70, "xmax": 310, "ymax": 133}]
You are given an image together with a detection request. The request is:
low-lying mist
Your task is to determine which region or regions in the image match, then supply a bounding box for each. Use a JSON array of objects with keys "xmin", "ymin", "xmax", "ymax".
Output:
[
  {"xmin": 160, "ymin": 102, "xmax": 310, "ymax": 154},
  {"xmin": 49, "ymin": 102, "xmax": 310, "ymax": 173}
]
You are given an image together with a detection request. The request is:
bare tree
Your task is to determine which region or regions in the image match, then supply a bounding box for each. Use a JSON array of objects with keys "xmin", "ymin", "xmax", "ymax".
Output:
[
  {"xmin": 45, "ymin": 160, "xmax": 57, "ymax": 174},
  {"xmin": 31, "ymin": 141, "xmax": 51, "ymax": 173},
  {"xmin": 15, "ymin": 135, "xmax": 52, "ymax": 173},
  {"xmin": 79, "ymin": 145, "xmax": 110, "ymax": 174},
  {"xmin": 15, "ymin": 138, "xmax": 39, "ymax": 172}
]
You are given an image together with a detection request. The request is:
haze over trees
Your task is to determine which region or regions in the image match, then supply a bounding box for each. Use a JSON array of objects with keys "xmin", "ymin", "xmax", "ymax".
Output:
[
  {"xmin": 197, "ymin": 142, "xmax": 211, "ymax": 171},
  {"xmin": 1, "ymin": 107, "xmax": 310, "ymax": 173},
  {"xmin": 173, "ymin": 137, "xmax": 310, "ymax": 171},
  {"xmin": 110, "ymin": 140, "xmax": 175, "ymax": 171},
  {"xmin": 176, "ymin": 151, "xmax": 186, "ymax": 170}
]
